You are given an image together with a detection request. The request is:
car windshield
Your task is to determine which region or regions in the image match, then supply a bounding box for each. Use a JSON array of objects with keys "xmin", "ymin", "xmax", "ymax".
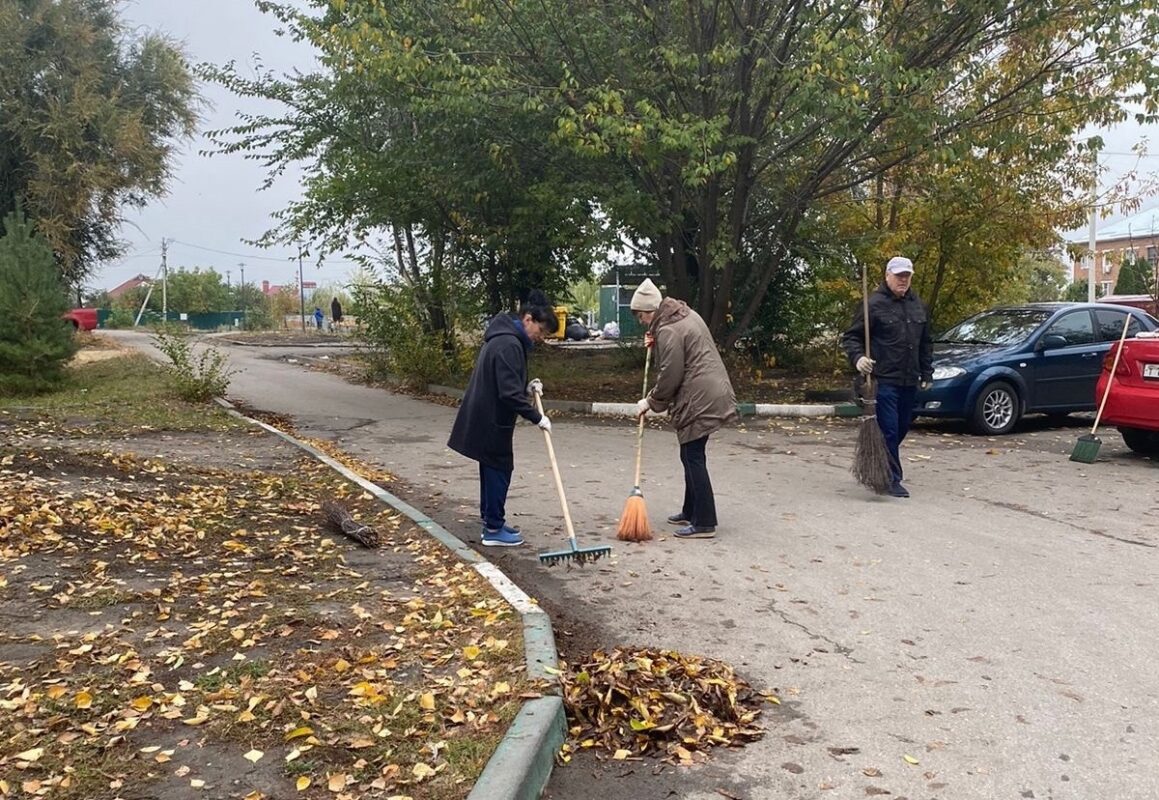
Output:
[{"xmin": 934, "ymin": 308, "xmax": 1053, "ymax": 347}]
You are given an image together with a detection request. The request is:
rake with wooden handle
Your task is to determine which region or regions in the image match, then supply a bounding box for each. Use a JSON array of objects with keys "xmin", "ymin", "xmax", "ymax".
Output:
[{"xmin": 532, "ymin": 387, "xmax": 612, "ymax": 566}]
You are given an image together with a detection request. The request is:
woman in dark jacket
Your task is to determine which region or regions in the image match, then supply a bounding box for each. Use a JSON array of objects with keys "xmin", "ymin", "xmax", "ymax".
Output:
[{"xmin": 448, "ymin": 290, "xmax": 558, "ymax": 546}]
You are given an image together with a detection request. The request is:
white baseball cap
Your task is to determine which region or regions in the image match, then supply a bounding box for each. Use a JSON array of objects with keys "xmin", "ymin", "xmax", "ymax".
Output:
[{"xmin": 886, "ymin": 256, "xmax": 914, "ymax": 274}]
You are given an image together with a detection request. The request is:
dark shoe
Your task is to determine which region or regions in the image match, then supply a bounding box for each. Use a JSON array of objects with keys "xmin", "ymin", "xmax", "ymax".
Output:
[
  {"xmin": 673, "ymin": 525, "xmax": 716, "ymax": 539},
  {"xmin": 888, "ymin": 482, "xmax": 910, "ymax": 498},
  {"xmin": 501, "ymin": 523, "xmax": 521, "ymax": 535},
  {"xmin": 666, "ymin": 513, "xmax": 691, "ymax": 525},
  {"xmin": 481, "ymin": 527, "xmax": 525, "ymax": 546}
]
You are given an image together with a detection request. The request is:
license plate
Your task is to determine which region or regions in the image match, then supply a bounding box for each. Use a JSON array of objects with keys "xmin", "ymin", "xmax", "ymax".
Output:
[{"xmin": 1145, "ymin": 363, "xmax": 1159, "ymax": 379}]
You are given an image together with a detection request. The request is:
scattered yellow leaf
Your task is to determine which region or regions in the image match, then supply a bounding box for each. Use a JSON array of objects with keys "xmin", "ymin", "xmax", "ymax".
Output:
[
  {"xmin": 75, "ymin": 690, "xmax": 93, "ymax": 709},
  {"xmin": 285, "ymin": 726, "xmax": 314, "ymax": 741},
  {"xmin": 419, "ymin": 692, "xmax": 435, "ymax": 711},
  {"xmin": 903, "ymin": 754, "xmax": 920, "ymax": 765},
  {"xmin": 333, "ymin": 658, "xmax": 351, "ymax": 673},
  {"xmin": 130, "ymin": 696, "xmax": 153, "ymax": 711},
  {"xmin": 244, "ymin": 749, "xmax": 264, "ymax": 763},
  {"xmin": 412, "ymin": 763, "xmax": 436, "ymax": 780},
  {"xmin": 15, "ymin": 748, "xmax": 44, "ymax": 762},
  {"xmin": 296, "ymin": 776, "xmax": 311, "ymax": 791},
  {"xmin": 190, "ymin": 778, "xmax": 206, "ymax": 788},
  {"xmin": 462, "ymin": 645, "xmax": 481, "ymax": 660},
  {"xmin": 327, "ymin": 773, "xmax": 347, "ymax": 792},
  {"xmin": 612, "ymin": 749, "xmax": 631, "ymax": 760}
]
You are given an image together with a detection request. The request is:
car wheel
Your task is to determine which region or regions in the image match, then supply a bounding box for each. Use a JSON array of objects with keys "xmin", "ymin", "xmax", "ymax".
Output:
[
  {"xmin": 969, "ymin": 380, "xmax": 1020, "ymax": 435},
  {"xmin": 1119, "ymin": 427, "xmax": 1159, "ymax": 455}
]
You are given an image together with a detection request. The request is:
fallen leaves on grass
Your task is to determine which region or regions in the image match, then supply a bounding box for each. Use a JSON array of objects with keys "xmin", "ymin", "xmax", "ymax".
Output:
[
  {"xmin": 557, "ymin": 648, "xmax": 776, "ymax": 766},
  {"xmin": 0, "ymin": 422, "xmax": 523, "ymax": 799}
]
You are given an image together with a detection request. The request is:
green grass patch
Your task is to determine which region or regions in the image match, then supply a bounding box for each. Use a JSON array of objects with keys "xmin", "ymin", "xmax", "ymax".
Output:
[{"xmin": 0, "ymin": 352, "xmax": 240, "ymax": 431}]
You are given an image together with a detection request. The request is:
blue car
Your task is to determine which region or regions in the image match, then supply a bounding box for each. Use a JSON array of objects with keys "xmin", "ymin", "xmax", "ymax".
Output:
[{"xmin": 916, "ymin": 302, "xmax": 1159, "ymax": 435}]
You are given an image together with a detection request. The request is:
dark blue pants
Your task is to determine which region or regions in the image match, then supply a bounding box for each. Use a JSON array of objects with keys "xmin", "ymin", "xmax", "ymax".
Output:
[
  {"xmin": 875, "ymin": 382, "xmax": 917, "ymax": 484},
  {"xmin": 679, "ymin": 435, "xmax": 717, "ymax": 527},
  {"xmin": 479, "ymin": 463, "xmax": 513, "ymax": 531}
]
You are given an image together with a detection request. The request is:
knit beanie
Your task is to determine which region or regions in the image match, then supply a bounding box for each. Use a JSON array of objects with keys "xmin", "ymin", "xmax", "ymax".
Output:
[{"xmin": 629, "ymin": 278, "xmax": 662, "ymax": 312}]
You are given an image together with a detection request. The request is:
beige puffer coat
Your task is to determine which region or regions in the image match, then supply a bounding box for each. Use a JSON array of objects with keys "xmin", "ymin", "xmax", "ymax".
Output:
[{"xmin": 644, "ymin": 297, "xmax": 737, "ymax": 444}]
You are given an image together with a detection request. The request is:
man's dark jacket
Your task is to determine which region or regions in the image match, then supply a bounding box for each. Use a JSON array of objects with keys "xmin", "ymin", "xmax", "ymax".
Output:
[
  {"xmin": 841, "ymin": 283, "xmax": 933, "ymax": 387},
  {"xmin": 448, "ymin": 314, "xmax": 542, "ymax": 471}
]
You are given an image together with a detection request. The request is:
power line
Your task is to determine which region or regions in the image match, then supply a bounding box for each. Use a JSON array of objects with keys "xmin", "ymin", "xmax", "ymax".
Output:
[{"xmin": 167, "ymin": 238, "xmax": 361, "ymax": 266}]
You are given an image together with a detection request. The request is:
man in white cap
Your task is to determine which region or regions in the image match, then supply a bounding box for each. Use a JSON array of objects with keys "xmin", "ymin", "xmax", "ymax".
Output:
[
  {"xmin": 840, "ymin": 256, "xmax": 933, "ymax": 497},
  {"xmin": 630, "ymin": 278, "xmax": 737, "ymax": 538}
]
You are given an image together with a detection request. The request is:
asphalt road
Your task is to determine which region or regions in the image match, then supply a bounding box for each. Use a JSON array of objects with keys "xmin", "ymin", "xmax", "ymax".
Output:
[{"xmin": 111, "ymin": 332, "xmax": 1159, "ymax": 800}]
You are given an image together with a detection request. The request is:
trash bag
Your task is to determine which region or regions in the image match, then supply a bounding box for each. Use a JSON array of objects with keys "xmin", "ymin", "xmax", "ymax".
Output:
[
  {"xmin": 565, "ymin": 321, "xmax": 590, "ymax": 341},
  {"xmin": 602, "ymin": 321, "xmax": 620, "ymax": 339}
]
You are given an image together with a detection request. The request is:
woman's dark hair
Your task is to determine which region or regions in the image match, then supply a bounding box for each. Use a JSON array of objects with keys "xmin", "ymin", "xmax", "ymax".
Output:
[{"xmin": 519, "ymin": 289, "xmax": 558, "ymax": 334}]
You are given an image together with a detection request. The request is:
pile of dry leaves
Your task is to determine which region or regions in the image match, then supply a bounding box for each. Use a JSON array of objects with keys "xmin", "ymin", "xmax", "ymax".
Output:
[{"xmin": 556, "ymin": 647, "xmax": 777, "ymax": 766}]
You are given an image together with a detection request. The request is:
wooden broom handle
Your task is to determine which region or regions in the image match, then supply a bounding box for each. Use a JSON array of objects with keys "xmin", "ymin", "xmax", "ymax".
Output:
[
  {"xmin": 534, "ymin": 391, "xmax": 578, "ymax": 545},
  {"xmin": 633, "ymin": 347, "xmax": 651, "ymax": 486},
  {"xmin": 1091, "ymin": 313, "xmax": 1132, "ymax": 434},
  {"xmin": 862, "ymin": 262, "xmax": 874, "ymax": 394}
]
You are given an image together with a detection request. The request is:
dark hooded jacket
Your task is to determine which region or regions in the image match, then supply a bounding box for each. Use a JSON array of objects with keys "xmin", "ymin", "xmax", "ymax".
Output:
[
  {"xmin": 448, "ymin": 314, "xmax": 543, "ymax": 470},
  {"xmin": 644, "ymin": 297, "xmax": 738, "ymax": 444}
]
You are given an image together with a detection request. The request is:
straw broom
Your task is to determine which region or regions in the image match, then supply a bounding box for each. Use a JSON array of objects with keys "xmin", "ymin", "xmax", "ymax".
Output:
[
  {"xmin": 617, "ymin": 346, "xmax": 653, "ymax": 541},
  {"xmin": 852, "ymin": 264, "xmax": 893, "ymax": 495}
]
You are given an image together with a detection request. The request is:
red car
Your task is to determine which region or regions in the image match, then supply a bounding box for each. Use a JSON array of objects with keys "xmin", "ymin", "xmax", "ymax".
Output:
[
  {"xmin": 63, "ymin": 307, "xmax": 99, "ymax": 331},
  {"xmin": 1095, "ymin": 332, "xmax": 1159, "ymax": 454}
]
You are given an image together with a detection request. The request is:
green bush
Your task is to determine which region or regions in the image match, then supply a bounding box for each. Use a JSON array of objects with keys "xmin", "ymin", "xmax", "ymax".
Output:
[
  {"xmin": 152, "ymin": 326, "xmax": 235, "ymax": 401},
  {"xmin": 103, "ymin": 307, "xmax": 137, "ymax": 329},
  {"xmin": 354, "ymin": 280, "xmax": 478, "ymax": 390},
  {"xmin": 0, "ymin": 209, "xmax": 78, "ymax": 395}
]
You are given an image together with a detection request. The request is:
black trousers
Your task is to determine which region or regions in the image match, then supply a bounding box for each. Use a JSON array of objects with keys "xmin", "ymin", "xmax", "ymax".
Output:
[{"xmin": 679, "ymin": 435, "xmax": 717, "ymax": 527}]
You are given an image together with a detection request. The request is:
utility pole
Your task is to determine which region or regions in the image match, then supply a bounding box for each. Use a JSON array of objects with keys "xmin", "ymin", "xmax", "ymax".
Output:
[
  {"xmin": 239, "ymin": 262, "xmax": 246, "ymax": 329},
  {"xmin": 161, "ymin": 238, "xmax": 169, "ymax": 318},
  {"xmin": 1087, "ymin": 149, "xmax": 1098, "ymax": 303},
  {"xmin": 298, "ymin": 245, "xmax": 307, "ymax": 331}
]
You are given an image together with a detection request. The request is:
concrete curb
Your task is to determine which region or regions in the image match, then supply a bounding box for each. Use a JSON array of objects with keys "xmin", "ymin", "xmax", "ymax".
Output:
[
  {"xmin": 214, "ymin": 398, "xmax": 566, "ymax": 800},
  {"xmin": 425, "ymin": 384, "xmax": 863, "ymax": 419}
]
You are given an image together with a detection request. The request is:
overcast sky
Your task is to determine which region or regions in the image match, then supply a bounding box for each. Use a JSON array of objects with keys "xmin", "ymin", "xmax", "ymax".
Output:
[
  {"xmin": 101, "ymin": 1, "xmax": 1157, "ymax": 292},
  {"xmin": 103, "ymin": 0, "xmax": 357, "ymax": 293}
]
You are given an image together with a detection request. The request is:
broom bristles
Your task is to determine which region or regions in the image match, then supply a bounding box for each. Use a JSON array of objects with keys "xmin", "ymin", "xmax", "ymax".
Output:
[
  {"xmin": 617, "ymin": 493, "xmax": 653, "ymax": 542},
  {"xmin": 852, "ymin": 414, "xmax": 893, "ymax": 494}
]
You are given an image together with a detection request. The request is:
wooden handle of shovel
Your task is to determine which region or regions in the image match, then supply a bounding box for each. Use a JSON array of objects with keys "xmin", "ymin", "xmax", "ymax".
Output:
[
  {"xmin": 1091, "ymin": 313, "xmax": 1132, "ymax": 435},
  {"xmin": 534, "ymin": 391, "xmax": 578, "ymax": 546},
  {"xmin": 633, "ymin": 347, "xmax": 651, "ymax": 486}
]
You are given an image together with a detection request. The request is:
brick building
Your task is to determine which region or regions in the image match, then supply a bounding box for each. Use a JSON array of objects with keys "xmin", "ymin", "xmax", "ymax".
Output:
[{"xmin": 1066, "ymin": 206, "xmax": 1159, "ymax": 296}]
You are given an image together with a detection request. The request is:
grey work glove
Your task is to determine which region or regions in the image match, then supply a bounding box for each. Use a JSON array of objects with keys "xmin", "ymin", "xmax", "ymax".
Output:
[
  {"xmin": 537, "ymin": 415, "xmax": 552, "ymax": 432},
  {"xmin": 919, "ymin": 379, "xmax": 932, "ymax": 391},
  {"xmin": 855, "ymin": 356, "xmax": 875, "ymax": 376},
  {"xmin": 527, "ymin": 378, "xmax": 544, "ymax": 396},
  {"xmin": 635, "ymin": 398, "xmax": 651, "ymax": 418}
]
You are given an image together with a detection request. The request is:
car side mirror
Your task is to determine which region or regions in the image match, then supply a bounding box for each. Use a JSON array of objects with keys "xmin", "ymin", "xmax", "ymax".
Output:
[{"xmin": 1037, "ymin": 334, "xmax": 1068, "ymax": 351}]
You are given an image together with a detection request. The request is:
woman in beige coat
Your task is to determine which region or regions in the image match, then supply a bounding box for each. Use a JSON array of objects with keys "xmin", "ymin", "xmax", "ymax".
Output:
[{"xmin": 632, "ymin": 279, "xmax": 737, "ymax": 539}]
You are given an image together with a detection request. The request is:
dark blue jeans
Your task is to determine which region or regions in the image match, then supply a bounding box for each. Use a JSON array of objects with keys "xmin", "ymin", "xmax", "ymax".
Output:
[
  {"xmin": 479, "ymin": 463, "xmax": 513, "ymax": 531},
  {"xmin": 679, "ymin": 435, "xmax": 718, "ymax": 527},
  {"xmin": 875, "ymin": 382, "xmax": 917, "ymax": 484}
]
